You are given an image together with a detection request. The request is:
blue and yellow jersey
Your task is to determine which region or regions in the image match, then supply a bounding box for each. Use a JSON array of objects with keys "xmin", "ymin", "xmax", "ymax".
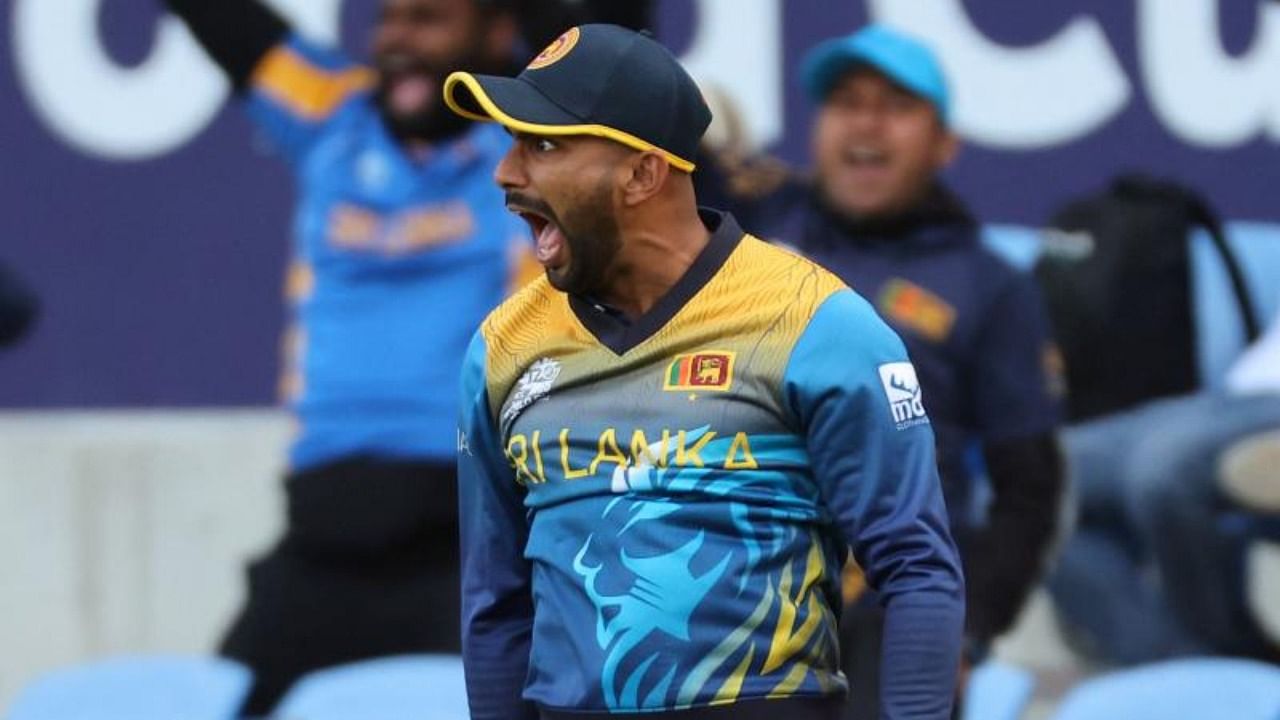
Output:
[
  {"xmin": 458, "ymin": 212, "xmax": 964, "ymax": 717},
  {"xmin": 243, "ymin": 35, "xmax": 530, "ymax": 470}
]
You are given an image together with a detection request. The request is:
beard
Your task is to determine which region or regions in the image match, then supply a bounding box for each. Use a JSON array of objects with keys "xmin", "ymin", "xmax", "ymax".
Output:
[
  {"xmin": 508, "ymin": 178, "xmax": 621, "ymax": 297},
  {"xmin": 554, "ymin": 184, "xmax": 622, "ymax": 297},
  {"xmin": 373, "ymin": 66, "xmax": 473, "ymax": 142},
  {"xmin": 372, "ymin": 43, "xmax": 513, "ymax": 143}
]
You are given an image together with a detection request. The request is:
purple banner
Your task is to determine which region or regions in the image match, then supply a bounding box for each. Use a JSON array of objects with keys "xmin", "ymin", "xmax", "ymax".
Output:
[{"xmin": 4, "ymin": 0, "xmax": 1279, "ymax": 407}]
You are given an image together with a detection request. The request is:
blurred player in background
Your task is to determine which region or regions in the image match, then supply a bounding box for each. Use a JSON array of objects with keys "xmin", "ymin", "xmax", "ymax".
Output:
[
  {"xmin": 158, "ymin": 0, "xmax": 529, "ymax": 712},
  {"xmin": 744, "ymin": 25, "xmax": 1066, "ymax": 718}
]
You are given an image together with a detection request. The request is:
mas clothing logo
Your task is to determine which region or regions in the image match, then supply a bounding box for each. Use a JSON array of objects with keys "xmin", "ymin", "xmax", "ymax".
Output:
[
  {"xmin": 663, "ymin": 352, "xmax": 735, "ymax": 393},
  {"xmin": 527, "ymin": 27, "xmax": 581, "ymax": 70},
  {"xmin": 878, "ymin": 362, "xmax": 929, "ymax": 430},
  {"xmin": 503, "ymin": 357, "xmax": 562, "ymax": 424}
]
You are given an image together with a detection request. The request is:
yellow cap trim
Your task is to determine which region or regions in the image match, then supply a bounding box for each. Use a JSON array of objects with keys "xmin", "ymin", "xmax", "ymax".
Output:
[{"xmin": 443, "ymin": 71, "xmax": 696, "ymax": 173}]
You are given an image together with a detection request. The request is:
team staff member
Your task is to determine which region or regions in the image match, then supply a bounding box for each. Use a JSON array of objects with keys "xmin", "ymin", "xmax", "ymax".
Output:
[
  {"xmin": 448, "ymin": 24, "xmax": 964, "ymax": 720},
  {"xmin": 157, "ymin": 0, "xmax": 529, "ymax": 712},
  {"xmin": 748, "ymin": 26, "xmax": 1065, "ymax": 717}
]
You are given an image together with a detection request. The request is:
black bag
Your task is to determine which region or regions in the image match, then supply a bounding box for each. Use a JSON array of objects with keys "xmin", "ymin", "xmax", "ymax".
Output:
[{"xmin": 1034, "ymin": 175, "xmax": 1260, "ymax": 422}]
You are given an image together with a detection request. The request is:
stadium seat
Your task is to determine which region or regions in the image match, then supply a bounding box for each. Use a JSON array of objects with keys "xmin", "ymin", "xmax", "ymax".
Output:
[
  {"xmin": 960, "ymin": 660, "xmax": 1036, "ymax": 720},
  {"xmin": 1050, "ymin": 658, "xmax": 1280, "ymax": 720},
  {"xmin": 6, "ymin": 655, "xmax": 251, "ymax": 720},
  {"xmin": 1190, "ymin": 223, "xmax": 1280, "ymax": 389},
  {"xmin": 272, "ymin": 654, "xmax": 468, "ymax": 720}
]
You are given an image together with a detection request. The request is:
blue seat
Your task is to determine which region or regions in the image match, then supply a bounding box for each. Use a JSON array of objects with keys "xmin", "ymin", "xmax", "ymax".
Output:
[
  {"xmin": 961, "ymin": 660, "xmax": 1036, "ymax": 720},
  {"xmin": 7, "ymin": 655, "xmax": 251, "ymax": 720},
  {"xmin": 273, "ymin": 654, "xmax": 468, "ymax": 720},
  {"xmin": 1051, "ymin": 658, "xmax": 1280, "ymax": 720},
  {"xmin": 1190, "ymin": 223, "xmax": 1280, "ymax": 389}
]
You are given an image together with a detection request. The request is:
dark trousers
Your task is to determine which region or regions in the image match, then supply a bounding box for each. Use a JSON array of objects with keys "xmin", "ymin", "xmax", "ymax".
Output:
[{"xmin": 219, "ymin": 456, "xmax": 460, "ymax": 716}]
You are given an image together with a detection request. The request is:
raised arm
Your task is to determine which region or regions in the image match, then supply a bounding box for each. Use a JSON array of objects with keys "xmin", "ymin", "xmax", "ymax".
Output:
[
  {"xmin": 160, "ymin": 0, "xmax": 370, "ymax": 162},
  {"xmin": 160, "ymin": 0, "xmax": 289, "ymax": 90}
]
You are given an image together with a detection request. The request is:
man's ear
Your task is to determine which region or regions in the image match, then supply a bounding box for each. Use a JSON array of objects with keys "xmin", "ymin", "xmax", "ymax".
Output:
[
  {"xmin": 621, "ymin": 152, "xmax": 670, "ymax": 207},
  {"xmin": 934, "ymin": 128, "xmax": 960, "ymax": 169}
]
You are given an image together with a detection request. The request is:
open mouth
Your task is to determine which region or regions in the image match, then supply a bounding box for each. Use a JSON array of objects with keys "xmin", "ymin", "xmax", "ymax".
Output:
[
  {"xmin": 390, "ymin": 76, "xmax": 434, "ymax": 115},
  {"xmin": 843, "ymin": 146, "xmax": 890, "ymax": 171},
  {"xmin": 509, "ymin": 202, "xmax": 567, "ymax": 269},
  {"xmin": 378, "ymin": 54, "xmax": 437, "ymax": 116}
]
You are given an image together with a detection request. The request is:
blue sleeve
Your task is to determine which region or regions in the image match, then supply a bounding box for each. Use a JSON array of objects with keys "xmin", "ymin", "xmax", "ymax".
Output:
[
  {"xmin": 783, "ymin": 290, "xmax": 964, "ymax": 720},
  {"xmin": 971, "ymin": 273, "xmax": 1063, "ymax": 441},
  {"xmin": 242, "ymin": 34, "xmax": 372, "ymax": 164},
  {"xmin": 457, "ymin": 331, "xmax": 538, "ymax": 720}
]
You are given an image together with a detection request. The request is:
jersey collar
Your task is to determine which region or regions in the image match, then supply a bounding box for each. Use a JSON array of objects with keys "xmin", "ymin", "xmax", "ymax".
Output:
[{"xmin": 569, "ymin": 209, "xmax": 744, "ymax": 356}]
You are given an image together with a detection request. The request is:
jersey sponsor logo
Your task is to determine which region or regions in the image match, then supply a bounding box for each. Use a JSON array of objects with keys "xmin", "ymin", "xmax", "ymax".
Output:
[
  {"xmin": 397, "ymin": 203, "xmax": 475, "ymax": 250},
  {"xmin": 877, "ymin": 279, "xmax": 956, "ymax": 343},
  {"xmin": 663, "ymin": 351, "xmax": 735, "ymax": 392},
  {"xmin": 502, "ymin": 357, "xmax": 562, "ymax": 424},
  {"xmin": 328, "ymin": 202, "xmax": 476, "ymax": 255},
  {"xmin": 878, "ymin": 362, "xmax": 929, "ymax": 430},
  {"xmin": 527, "ymin": 27, "xmax": 581, "ymax": 71}
]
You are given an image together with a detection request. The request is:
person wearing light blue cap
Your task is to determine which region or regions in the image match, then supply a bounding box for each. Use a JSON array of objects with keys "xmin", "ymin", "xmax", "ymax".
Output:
[
  {"xmin": 741, "ymin": 24, "xmax": 1067, "ymax": 720},
  {"xmin": 801, "ymin": 23, "xmax": 951, "ymax": 126},
  {"xmin": 797, "ymin": 23, "xmax": 957, "ymax": 221}
]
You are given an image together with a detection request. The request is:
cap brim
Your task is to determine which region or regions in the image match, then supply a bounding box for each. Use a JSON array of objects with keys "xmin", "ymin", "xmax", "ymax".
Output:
[
  {"xmin": 444, "ymin": 73, "xmax": 581, "ymax": 128},
  {"xmin": 443, "ymin": 71, "xmax": 697, "ymax": 172}
]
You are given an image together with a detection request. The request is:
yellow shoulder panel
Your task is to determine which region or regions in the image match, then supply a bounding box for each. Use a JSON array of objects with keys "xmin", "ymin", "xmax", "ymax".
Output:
[
  {"xmin": 480, "ymin": 277, "xmax": 593, "ymax": 419},
  {"xmin": 654, "ymin": 235, "xmax": 847, "ymax": 383},
  {"xmin": 479, "ymin": 236, "xmax": 847, "ymax": 419},
  {"xmin": 252, "ymin": 45, "xmax": 374, "ymax": 121}
]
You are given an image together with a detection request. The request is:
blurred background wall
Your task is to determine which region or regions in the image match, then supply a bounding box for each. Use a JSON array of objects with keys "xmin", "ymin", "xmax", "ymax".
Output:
[{"xmin": 6, "ymin": 0, "xmax": 1280, "ymax": 407}]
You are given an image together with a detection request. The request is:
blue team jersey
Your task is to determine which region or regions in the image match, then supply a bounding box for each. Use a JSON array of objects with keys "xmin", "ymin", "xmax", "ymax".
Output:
[
  {"xmin": 457, "ymin": 212, "xmax": 964, "ymax": 718},
  {"xmin": 243, "ymin": 35, "xmax": 528, "ymax": 470}
]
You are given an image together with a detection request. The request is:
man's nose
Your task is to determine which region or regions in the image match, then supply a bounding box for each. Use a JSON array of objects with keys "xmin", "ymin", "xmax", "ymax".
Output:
[
  {"xmin": 373, "ymin": 17, "xmax": 411, "ymax": 54},
  {"xmin": 494, "ymin": 146, "xmax": 526, "ymax": 190},
  {"xmin": 847, "ymin": 104, "xmax": 885, "ymax": 135}
]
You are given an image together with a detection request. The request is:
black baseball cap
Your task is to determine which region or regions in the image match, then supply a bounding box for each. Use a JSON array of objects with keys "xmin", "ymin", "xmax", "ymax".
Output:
[{"xmin": 443, "ymin": 24, "xmax": 711, "ymax": 172}]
